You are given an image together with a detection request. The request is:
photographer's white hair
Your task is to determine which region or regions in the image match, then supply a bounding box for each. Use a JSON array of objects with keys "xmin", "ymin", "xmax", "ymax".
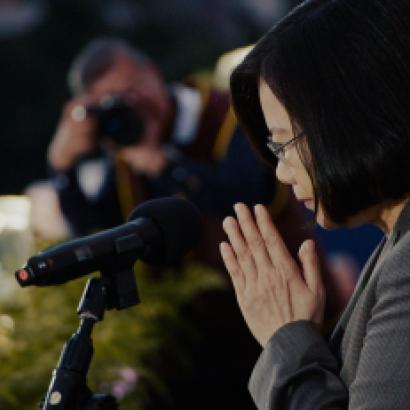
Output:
[{"xmin": 67, "ymin": 37, "xmax": 149, "ymax": 95}]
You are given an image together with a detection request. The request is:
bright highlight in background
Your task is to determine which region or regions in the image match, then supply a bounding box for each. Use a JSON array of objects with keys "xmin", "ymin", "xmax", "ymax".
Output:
[{"xmin": 0, "ymin": 196, "xmax": 33, "ymax": 300}]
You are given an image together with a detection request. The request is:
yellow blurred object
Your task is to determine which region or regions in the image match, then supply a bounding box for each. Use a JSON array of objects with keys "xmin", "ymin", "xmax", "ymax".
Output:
[{"xmin": 212, "ymin": 45, "xmax": 254, "ymax": 90}]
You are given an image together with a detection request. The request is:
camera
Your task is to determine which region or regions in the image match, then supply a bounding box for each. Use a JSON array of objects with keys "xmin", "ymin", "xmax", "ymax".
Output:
[{"xmin": 88, "ymin": 95, "xmax": 144, "ymax": 146}]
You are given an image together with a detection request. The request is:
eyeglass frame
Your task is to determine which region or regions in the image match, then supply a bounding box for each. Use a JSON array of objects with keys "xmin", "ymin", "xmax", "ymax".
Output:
[{"xmin": 266, "ymin": 131, "xmax": 305, "ymax": 160}]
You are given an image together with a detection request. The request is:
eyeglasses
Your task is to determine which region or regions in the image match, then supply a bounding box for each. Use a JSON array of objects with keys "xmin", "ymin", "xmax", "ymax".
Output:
[{"xmin": 266, "ymin": 132, "xmax": 304, "ymax": 160}]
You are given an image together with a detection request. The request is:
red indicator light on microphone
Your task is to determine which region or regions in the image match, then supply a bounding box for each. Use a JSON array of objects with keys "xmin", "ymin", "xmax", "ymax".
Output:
[{"xmin": 18, "ymin": 269, "xmax": 30, "ymax": 282}]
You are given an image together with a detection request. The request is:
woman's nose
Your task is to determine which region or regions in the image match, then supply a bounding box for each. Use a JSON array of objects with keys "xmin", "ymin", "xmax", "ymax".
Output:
[{"xmin": 275, "ymin": 159, "xmax": 294, "ymax": 186}]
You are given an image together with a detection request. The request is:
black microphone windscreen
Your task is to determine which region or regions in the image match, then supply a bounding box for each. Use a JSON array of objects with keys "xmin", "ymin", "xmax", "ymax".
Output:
[{"xmin": 128, "ymin": 197, "xmax": 203, "ymax": 264}]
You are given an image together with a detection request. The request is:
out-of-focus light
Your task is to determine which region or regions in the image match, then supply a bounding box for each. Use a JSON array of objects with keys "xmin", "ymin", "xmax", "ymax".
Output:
[
  {"xmin": 0, "ymin": 195, "xmax": 31, "ymax": 232},
  {"xmin": 0, "ymin": 314, "xmax": 15, "ymax": 333},
  {"xmin": 0, "ymin": 195, "xmax": 33, "ymax": 275},
  {"xmin": 213, "ymin": 45, "xmax": 254, "ymax": 90}
]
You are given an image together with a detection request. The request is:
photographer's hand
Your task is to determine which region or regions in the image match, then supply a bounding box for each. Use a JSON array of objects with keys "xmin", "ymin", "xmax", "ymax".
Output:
[
  {"xmin": 116, "ymin": 144, "xmax": 168, "ymax": 177},
  {"xmin": 220, "ymin": 203, "xmax": 325, "ymax": 347},
  {"xmin": 48, "ymin": 97, "xmax": 98, "ymax": 171}
]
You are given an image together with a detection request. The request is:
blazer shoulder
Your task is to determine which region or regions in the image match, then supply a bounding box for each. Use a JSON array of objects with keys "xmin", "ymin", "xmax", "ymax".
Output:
[{"xmin": 376, "ymin": 229, "xmax": 410, "ymax": 289}]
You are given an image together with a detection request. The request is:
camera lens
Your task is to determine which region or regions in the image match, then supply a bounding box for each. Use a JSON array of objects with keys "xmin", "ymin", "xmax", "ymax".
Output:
[{"xmin": 95, "ymin": 95, "xmax": 144, "ymax": 146}]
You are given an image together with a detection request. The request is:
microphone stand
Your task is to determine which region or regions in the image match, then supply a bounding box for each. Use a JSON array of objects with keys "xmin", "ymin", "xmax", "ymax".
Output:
[{"xmin": 41, "ymin": 266, "xmax": 140, "ymax": 410}]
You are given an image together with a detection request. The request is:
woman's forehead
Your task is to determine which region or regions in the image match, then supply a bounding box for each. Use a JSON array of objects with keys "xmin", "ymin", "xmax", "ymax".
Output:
[{"xmin": 259, "ymin": 79, "xmax": 293, "ymax": 136}]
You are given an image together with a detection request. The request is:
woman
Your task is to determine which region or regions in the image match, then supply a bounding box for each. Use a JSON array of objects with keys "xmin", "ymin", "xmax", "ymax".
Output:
[{"xmin": 220, "ymin": 0, "xmax": 410, "ymax": 408}]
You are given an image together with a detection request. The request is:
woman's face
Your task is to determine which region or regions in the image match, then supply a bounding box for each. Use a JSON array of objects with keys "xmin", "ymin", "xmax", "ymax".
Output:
[{"xmin": 258, "ymin": 78, "xmax": 334, "ymax": 228}]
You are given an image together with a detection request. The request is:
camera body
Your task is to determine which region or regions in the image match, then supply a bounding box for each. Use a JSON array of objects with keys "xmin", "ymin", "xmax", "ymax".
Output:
[{"xmin": 88, "ymin": 95, "xmax": 144, "ymax": 146}]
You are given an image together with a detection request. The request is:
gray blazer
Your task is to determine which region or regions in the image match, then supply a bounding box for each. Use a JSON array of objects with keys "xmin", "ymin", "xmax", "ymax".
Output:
[{"xmin": 249, "ymin": 201, "xmax": 410, "ymax": 409}]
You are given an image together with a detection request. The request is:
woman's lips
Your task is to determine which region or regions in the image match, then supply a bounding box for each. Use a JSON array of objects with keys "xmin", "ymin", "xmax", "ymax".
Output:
[
  {"xmin": 293, "ymin": 190, "xmax": 314, "ymax": 210},
  {"xmin": 303, "ymin": 199, "xmax": 314, "ymax": 209},
  {"xmin": 296, "ymin": 196, "xmax": 313, "ymax": 208}
]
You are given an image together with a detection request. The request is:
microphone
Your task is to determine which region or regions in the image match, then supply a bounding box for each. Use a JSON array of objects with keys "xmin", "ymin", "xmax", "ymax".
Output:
[{"xmin": 15, "ymin": 197, "xmax": 202, "ymax": 287}]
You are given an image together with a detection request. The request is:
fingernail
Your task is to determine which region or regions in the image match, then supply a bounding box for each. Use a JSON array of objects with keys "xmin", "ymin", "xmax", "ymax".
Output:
[
  {"xmin": 254, "ymin": 204, "xmax": 262, "ymax": 215},
  {"xmin": 234, "ymin": 203, "xmax": 244, "ymax": 216},
  {"xmin": 301, "ymin": 240, "xmax": 314, "ymax": 255},
  {"xmin": 299, "ymin": 240, "xmax": 309, "ymax": 256},
  {"xmin": 220, "ymin": 241, "xmax": 230, "ymax": 250},
  {"xmin": 223, "ymin": 216, "xmax": 234, "ymax": 229}
]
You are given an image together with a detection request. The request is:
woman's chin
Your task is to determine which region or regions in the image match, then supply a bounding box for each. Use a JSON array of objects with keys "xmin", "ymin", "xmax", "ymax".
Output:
[
  {"xmin": 301, "ymin": 200, "xmax": 339, "ymax": 229},
  {"xmin": 315, "ymin": 211, "xmax": 339, "ymax": 230},
  {"xmin": 303, "ymin": 199, "xmax": 314, "ymax": 210}
]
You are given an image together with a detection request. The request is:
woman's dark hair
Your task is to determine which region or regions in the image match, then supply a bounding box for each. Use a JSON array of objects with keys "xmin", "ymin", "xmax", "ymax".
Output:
[{"xmin": 231, "ymin": 0, "xmax": 410, "ymax": 224}]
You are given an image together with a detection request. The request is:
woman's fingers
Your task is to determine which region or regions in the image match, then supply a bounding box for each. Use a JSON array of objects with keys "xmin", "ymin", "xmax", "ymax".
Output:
[
  {"xmin": 220, "ymin": 204, "xmax": 326, "ymax": 343},
  {"xmin": 254, "ymin": 204, "xmax": 298, "ymax": 277},
  {"xmin": 298, "ymin": 240, "xmax": 323, "ymax": 294},
  {"xmin": 222, "ymin": 215, "xmax": 257, "ymax": 282},
  {"xmin": 298, "ymin": 239, "xmax": 325, "ymax": 325},
  {"xmin": 233, "ymin": 203, "xmax": 272, "ymax": 271},
  {"xmin": 220, "ymin": 241, "xmax": 245, "ymax": 294}
]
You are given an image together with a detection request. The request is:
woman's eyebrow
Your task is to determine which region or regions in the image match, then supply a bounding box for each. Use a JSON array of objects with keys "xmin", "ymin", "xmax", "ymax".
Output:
[{"xmin": 268, "ymin": 127, "xmax": 290, "ymax": 139}]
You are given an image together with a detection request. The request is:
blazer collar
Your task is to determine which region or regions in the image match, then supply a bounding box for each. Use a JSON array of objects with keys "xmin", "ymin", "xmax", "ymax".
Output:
[
  {"xmin": 390, "ymin": 198, "xmax": 410, "ymax": 246},
  {"xmin": 329, "ymin": 199, "xmax": 410, "ymax": 350},
  {"xmin": 329, "ymin": 236, "xmax": 385, "ymax": 347}
]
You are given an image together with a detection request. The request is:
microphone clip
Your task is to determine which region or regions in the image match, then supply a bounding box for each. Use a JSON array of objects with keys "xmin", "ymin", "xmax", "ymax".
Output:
[{"xmin": 41, "ymin": 265, "xmax": 140, "ymax": 409}]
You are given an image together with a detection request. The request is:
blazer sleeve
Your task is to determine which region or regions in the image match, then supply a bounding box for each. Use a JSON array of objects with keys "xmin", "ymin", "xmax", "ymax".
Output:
[
  {"xmin": 249, "ymin": 320, "xmax": 348, "ymax": 410},
  {"xmin": 348, "ymin": 243, "xmax": 410, "ymax": 409}
]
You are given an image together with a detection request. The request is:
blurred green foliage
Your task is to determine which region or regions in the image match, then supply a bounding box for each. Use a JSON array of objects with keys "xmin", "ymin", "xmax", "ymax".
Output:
[{"xmin": 0, "ymin": 262, "xmax": 226, "ymax": 409}]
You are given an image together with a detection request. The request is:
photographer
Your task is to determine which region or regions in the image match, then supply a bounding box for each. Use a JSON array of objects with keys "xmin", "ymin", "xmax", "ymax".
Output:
[{"xmin": 47, "ymin": 38, "xmax": 281, "ymax": 269}]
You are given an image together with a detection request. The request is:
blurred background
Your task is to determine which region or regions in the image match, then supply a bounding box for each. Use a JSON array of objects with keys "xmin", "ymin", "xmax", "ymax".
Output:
[
  {"xmin": 0, "ymin": 1, "xmax": 290, "ymax": 409},
  {"xmin": 0, "ymin": 1, "xmax": 382, "ymax": 409},
  {"xmin": 0, "ymin": 0, "xmax": 291, "ymax": 195}
]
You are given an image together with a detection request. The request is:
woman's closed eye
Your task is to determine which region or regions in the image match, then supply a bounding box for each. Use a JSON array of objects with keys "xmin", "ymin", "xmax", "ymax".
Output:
[
  {"xmin": 266, "ymin": 132, "xmax": 304, "ymax": 160},
  {"xmin": 266, "ymin": 138, "xmax": 286, "ymax": 158}
]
